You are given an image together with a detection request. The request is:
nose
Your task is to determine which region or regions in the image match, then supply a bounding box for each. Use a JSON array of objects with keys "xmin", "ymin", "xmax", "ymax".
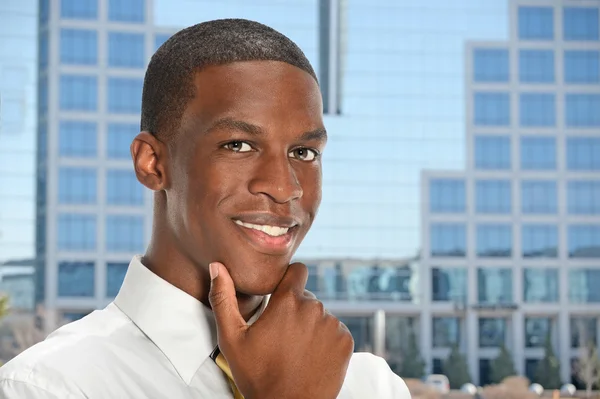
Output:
[{"xmin": 248, "ymin": 153, "xmax": 303, "ymax": 204}]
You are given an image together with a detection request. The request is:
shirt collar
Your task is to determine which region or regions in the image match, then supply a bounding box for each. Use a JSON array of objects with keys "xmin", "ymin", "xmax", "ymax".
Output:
[{"xmin": 114, "ymin": 256, "xmax": 269, "ymax": 384}]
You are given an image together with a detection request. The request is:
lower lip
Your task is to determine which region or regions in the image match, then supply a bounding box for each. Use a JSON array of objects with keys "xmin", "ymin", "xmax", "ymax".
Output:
[{"xmin": 233, "ymin": 222, "xmax": 295, "ymax": 254}]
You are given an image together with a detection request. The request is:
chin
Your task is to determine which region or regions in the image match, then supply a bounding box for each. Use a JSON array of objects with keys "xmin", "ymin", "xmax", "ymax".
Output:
[{"xmin": 226, "ymin": 254, "xmax": 291, "ymax": 296}]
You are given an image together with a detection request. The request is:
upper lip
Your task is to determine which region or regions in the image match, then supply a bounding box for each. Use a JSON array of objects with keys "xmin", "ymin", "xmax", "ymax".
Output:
[{"xmin": 232, "ymin": 213, "xmax": 300, "ymax": 228}]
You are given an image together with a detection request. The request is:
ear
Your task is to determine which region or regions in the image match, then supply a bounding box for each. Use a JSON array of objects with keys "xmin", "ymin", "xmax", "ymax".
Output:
[{"xmin": 131, "ymin": 132, "xmax": 169, "ymax": 191}]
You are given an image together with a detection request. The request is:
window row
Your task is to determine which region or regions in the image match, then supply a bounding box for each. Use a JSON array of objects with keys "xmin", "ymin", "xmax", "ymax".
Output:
[
  {"xmin": 58, "ymin": 167, "xmax": 144, "ymax": 206},
  {"xmin": 474, "ymin": 48, "xmax": 599, "ymax": 84},
  {"xmin": 430, "ymin": 179, "xmax": 600, "ymax": 215},
  {"xmin": 57, "ymin": 261, "xmax": 128, "ymax": 298},
  {"xmin": 59, "ymin": 75, "xmax": 142, "ymax": 114},
  {"xmin": 431, "ymin": 316, "xmax": 598, "ymax": 350},
  {"xmin": 474, "ymin": 92, "xmax": 600, "ymax": 127},
  {"xmin": 59, "ymin": 29, "xmax": 170, "ymax": 67},
  {"xmin": 474, "ymin": 136, "xmax": 600, "ymax": 171},
  {"xmin": 59, "ymin": 121, "xmax": 140, "ymax": 159},
  {"xmin": 57, "ymin": 214, "xmax": 145, "ymax": 252},
  {"xmin": 432, "ymin": 267, "xmax": 600, "ymax": 304},
  {"xmin": 57, "ymin": 0, "xmax": 144, "ymax": 23},
  {"xmin": 430, "ymin": 224, "xmax": 600, "ymax": 258},
  {"xmin": 518, "ymin": 6, "xmax": 599, "ymax": 41}
]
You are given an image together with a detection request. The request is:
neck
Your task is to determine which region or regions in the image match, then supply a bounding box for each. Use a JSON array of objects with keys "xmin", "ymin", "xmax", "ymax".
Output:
[{"xmin": 143, "ymin": 219, "xmax": 264, "ymax": 321}]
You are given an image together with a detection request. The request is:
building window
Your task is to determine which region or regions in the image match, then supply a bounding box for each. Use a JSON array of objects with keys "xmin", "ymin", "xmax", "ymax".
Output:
[
  {"xmin": 107, "ymin": 77, "xmax": 143, "ymax": 114},
  {"xmin": 60, "ymin": 0, "xmax": 97, "ymax": 19},
  {"xmin": 40, "ymin": 0, "xmax": 49, "ymax": 23},
  {"xmin": 154, "ymin": 34, "xmax": 170, "ymax": 52},
  {"xmin": 479, "ymin": 318, "xmax": 507, "ymax": 348},
  {"xmin": 477, "ymin": 224, "xmax": 512, "ymax": 257},
  {"xmin": 568, "ymin": 225, "xmax": 600, "ymax": 258},
  {"xmin": 59, "ymin": 121, "xmax": 97, "ymax": 158},
  {"xmin": 62, "ymin": 312, "xmax": 90, "ymax": 322},
  {"xmin": 568, "ymin": 181, "xmax": 600, "ymax": 215},
  {"xmin": 519, "ymin": 7, "xmax": 554, "ymax": 40},
  {"xmin": 338, "ymin": 316, "xmax": 373, "ymax": 352},
  {"xmin": 565, "ymin": 51, "xmax": 600, "ymax": 84},
  {"xmin": 479, "ymin": 359, "xmax": 493, "ymax": 386},
  {"xmin": 524, "ymin": 269, "xmax": 559, "ymax": 303},
  {"xmin": 475, "ymin": 135, "xmax": 511, "ymax": 170},
  {"xmin": 431, "ymin": 268, "xmax": 467, "ymax": 303},
  {"xmin": 521, "ymin": 136, "xmax": 556, "ymax": 170},
  {"xmin": 60, "ymin": 29, "xmax": 97, "ymax": 65},
  {"xmin": 432, "ymin": 317, "xmax": 460, "ymax": 348},
  {"xmin": 38, "ymin": 76, "xmax": 48, "ymax": 115},
  {"xmin": 430, "ymin": 224, "xmax": 466, "ymax": 257},
  {"xmin": 566, "ymin": 94, "xmax": 600, "ymax": 127},
  {"xmin": 525, "ymin": 317, "xmax": 552, "ymax": 348},
  {"xmin": 476, "ymin": 180, "xmax": 511, "ymax": 214},
  {"xmin": 59, "ymin": 167, "xmax": 97, "ymax": 204},
  {"xmin": 522, "ymin": 224, "xmax": 558, "ymax": 258},
  {"xmin": 473, "ymin": 48, "xmax": 509, "ymax": 82},
  {"xmin": 106, "ymin": 262, "xmax": 128, "ymax": 297},
  {"xmin": 474, "ymin": 92, "xmax": 510, "ymax": 126},
  {"xmin": 108, "ymin": 32, "xmax": 145, "ymax": 68},
  {"xmin": 108, "ymin": 0, "xmax": 144, "ymax": 23},
  {"xmin": 519, "ymin": 50, "xmax": 555, "ymax": 83},
  {"xmin": 319, "ymin": 0, "xmax": 342, "ymax": 115},
  {"xmin": 571, "ymin": 317, "xmax": 597, "ymax": 348},
  {"xmin": 107, "ymin": 169, "xmax": 144, "ymax": 206},
  {"xmin": 563, "ymin": 7, "xmax": 599, "ymax": 41},
  {"xmin": 520, "ymin": 93, "xmax": 556, "ymax": 127},
  {"xmin": 57, "ymin": 214, "xmax": 96, "ymax": 251},
  {"xmin": 106, "ymin": 215, "xmax": 144, "ymax": 253},
  {"xmin": 525, "ymin": 359, "xmax": 541, "ymax": 383},
  {"xmin": 570, "ymin": 269, "xmax": 600, "ymax": 303},
  {"xmin": 60, "ymin": 75, "xmax": 97, "ymax": 111},
  {"xmin": 39, "ymin": 31, "xmax": 49, "ymax": 69},
  {"xmin": 107, "ymin": 123, "xmax": 138, "ymax": 159},
  {"xmin": 567, "ymin": 137, "xmax": 600, "ymax": 171},
  {"xmin": 58, "ymin": 261, "xmax": 94, "ymax": 297},
  {"xmin": 522, "ymin": 181, "xmax": 557, "ymax": 214},
  {"xmin": 478, "ymin": 268, "xmax": 513, "ymax": 304},
  {"xmin": 429, "ymin": 179, "xmax": 465, "ymax": 213}
]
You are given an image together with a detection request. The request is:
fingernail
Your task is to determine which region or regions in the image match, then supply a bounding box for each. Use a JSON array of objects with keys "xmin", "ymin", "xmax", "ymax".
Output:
[{"xmin": 209, "ymin": 263, "xmax": 219, "ymax": 281}]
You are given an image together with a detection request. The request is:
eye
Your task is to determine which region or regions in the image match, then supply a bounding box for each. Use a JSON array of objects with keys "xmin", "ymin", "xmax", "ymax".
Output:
[
  {"xmin": 289, "ymin": 147, "xmax": 319, "ymax": 162},
  {"xmin": 223, "ymin": 141, "xmax": 253, "ymax": 153}
]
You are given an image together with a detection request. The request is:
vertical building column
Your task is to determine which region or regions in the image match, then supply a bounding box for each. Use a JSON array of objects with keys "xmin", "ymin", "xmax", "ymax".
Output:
[
  {"xmin": 513, "ymin": 311, "xmax": 524, "ymax": 375},
  {"xmin": 421, "ymin": 309, "xmax": 432, "ymax": 375},
  {"xmin": 559, "ymin": 310, "xmax": 570, "ymax": 383},
  {"xmin": 467, "ymin": 311, "xmax": 479, "ymax": 385},
  {"xmin": 373, "ymin": 309, "xmax": 386, "ymax": 358}
]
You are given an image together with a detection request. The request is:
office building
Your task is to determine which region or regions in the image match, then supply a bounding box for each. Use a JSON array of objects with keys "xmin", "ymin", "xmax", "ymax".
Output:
[{"xmin": 422, "ymin": 0, "xmax": 600, "ymax": 384}]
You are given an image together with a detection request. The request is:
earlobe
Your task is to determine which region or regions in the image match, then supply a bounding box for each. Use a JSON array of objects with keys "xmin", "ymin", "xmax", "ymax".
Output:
[{"xmin": 131, "ymin": 132, "xmax": 168, "ymax": 191}]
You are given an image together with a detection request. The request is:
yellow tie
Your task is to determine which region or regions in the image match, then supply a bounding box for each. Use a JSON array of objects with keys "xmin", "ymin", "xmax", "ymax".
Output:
[{"xmin": 213, "ymin": 347, "xmax": 244, "ymax": 399}]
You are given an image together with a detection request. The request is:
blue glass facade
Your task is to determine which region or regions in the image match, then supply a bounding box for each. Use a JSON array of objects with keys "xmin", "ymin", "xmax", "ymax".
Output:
[
  {"xmin": 567, "ymin": 137, "xmax": 600, "ymax": 170},
  {"xmin": 107, "ymin": 123, "xmax": 139, "ymax": 159},
  {"xmin": 106, "ymin": 215, "xmax": 144, "ymax": 253},
  {"xmin": 107, "ymin": 77, "xmax": 143, "ymax": 114},
  {"xmin": 476, "ymin": 180, "xmax": 511, "ymax": 214},
  {"xmin": 431, "ymin": 268, "xmax": 467, "ymax": 302},
  {"xmin": 522, "ymin": 224, "xmax": 558, "ymax": 258},
  {"xmin": 520, "ymin": 137, "xmax": 556, "ymax": 170},
  {"xmin": 60, "ymin": 0, "xmax": 98, "ymax": 19},
  {"xmin": 430, "ymin": 224, "xmax": 466, "ymax": 257},
  {"xmin": 107, "ymin": 170, "xmax": 144, "ymax": 206},
  {"xmin": 108, "ymin": 0, "xmax": 144, "ymax": 23},
  {"xmin": 58, "ymin": 261, "xmax": 95, "ymax": 297},
  {"xmin": 60, "ymin": 29, "xmax": 98, "ymax": 65},
  {"xmin": 563, "ymin": 7, "xmax": 599, "ymax": 41},
  {"xmin": 60, "ymin": 75, "xmax": 98, "ymax": 111},
  {"xmin": 108, "ymin": 32, "xmax": 145, "ymax": 68},
  {"xmin": 568, "ymin": 181, "xmax": 600, "ymax": 215},
  {"xmin": 565, "ymin": 50, "xmax": 600, "ymax": 83},
  {"xmin": 523, "ymin": 269, "xmax": 558, "ymax": 303},
  {"xmin": 519, "ymin": 50, "xmax": 555, "ymax": 83},
  {"xmin": 475, "ymin": 136, "xmax": 510, "ymax": 170},
  {"xmin": 473, "ymin": 49, "xmax": 509, "ymax": 82},
  {"xmin": 58, "ymin": 167, "xmax": 97, "ymax": 204},
  {"xmin": 106, "ymin": 262, "xmax": 128, "ymax": 297},
  {"xmin": 477, "ymin": 224, "xmax": 512, "ymax": 257},
  {"xmin": 429, "ymin": 179, "xmax": 465, "ymax": 213},
  {"xmin": 520, "ymin": 93, "xmax": 556, "ymax": 127},
  {"xmin": 59, "ymin": 121, "xmax": 97, "ymax": 158},
  {"xmin": 57, "ymin": 214, "xmax": 96, "ymax": 251},
  {"xmin": 518, "ymin": 6, "xmax": 554, "ymax": 40},
  {"xmin": 566, "ymin": 94, "xmax": 600, "ymax": 127},
  {"xmin": 477, "ymin": 268, "xmax": 512, "ymax": 304},
  {"xmin": 569, "ymin": 225, "xmax": 600, "ymax": 258},
  {"xmin": 474, "ymin": 92, "xmax": 510, "ymax": 126},
  {"xmin": 569, "ymin": 269, "xmax": 600, "ymax": 303},
  {"xmin": 521, "ymin": 181, "xmax": 557, "ymax": 214}
]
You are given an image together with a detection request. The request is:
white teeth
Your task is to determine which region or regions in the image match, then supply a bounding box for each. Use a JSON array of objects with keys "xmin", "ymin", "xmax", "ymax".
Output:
[{"xmin": 234, "ymin": 220, "xmax": 290, "ymax": 237}]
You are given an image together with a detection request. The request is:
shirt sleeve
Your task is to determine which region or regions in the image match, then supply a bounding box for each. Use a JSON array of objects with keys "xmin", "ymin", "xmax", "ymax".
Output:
[{"xmin": 0, "ymin": 379, "xmax": 71, "ymax": 399}]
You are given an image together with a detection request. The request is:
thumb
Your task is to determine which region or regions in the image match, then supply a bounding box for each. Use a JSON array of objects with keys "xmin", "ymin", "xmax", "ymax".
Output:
[{"xmin": 208, "ymin": 262, "xmax": 246, "ymax": 343}]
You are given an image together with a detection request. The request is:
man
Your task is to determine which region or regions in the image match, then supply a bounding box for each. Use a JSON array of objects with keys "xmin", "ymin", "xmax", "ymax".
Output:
[{"xmin": 0, "ymin": 19, "xmax": 411, "ymax": 398}]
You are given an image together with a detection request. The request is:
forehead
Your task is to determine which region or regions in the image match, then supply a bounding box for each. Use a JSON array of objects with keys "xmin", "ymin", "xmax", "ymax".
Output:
[{"xmin": 180, "ymin": 60, "xmax": 323, "ymax": 135}]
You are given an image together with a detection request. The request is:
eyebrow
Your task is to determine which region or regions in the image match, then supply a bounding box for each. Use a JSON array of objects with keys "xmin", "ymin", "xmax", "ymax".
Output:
[{"xmin": 205, "ymin": 117, "xmax": 328, "ymax": 142}]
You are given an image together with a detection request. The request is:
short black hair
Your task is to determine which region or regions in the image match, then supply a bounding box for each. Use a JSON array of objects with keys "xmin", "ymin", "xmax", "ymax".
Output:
[{"xmin": 141, "ymin": 18, "xmax": 318, "ymax": 140}]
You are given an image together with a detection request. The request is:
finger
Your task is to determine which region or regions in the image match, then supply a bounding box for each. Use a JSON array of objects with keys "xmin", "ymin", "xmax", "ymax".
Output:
[
  {"xmin": 272, "ymin": 262, "xmax": 308, "ymax": 298},
  {"xmin": 208, "ymin": 262, "xmax": 247, "ymax": 344}
]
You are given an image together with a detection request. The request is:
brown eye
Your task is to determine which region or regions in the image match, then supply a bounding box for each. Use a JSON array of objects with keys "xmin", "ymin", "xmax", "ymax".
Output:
[
  {"xmin": 224, "ymin": 141, "xmax": 252, "ymax": 152},
  {"xmin": 289, "ymin": 148, "xmax": 318, "ymax": 161}
]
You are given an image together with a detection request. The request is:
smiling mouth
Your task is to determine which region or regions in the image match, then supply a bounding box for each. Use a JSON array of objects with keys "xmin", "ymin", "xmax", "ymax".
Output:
[{"xmin": 233, "ymin": 220, "xmax": 291, "ymax": 237}]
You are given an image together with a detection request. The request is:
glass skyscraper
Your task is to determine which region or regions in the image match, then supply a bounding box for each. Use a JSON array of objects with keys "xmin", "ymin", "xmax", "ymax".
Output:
[{"xmin": 422, "ymin": 0, "xmax": 600, "ymax": 385}]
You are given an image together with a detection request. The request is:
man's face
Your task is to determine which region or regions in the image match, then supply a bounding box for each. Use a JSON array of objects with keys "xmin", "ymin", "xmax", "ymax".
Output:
[{"xmin": 166, "ymin": 61, "xmax": 325, "ymax": 295}]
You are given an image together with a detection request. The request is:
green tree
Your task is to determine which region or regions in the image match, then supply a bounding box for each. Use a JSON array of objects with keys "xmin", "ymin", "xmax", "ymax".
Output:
[
  {"xmin": 397, "ymin": 329, "xmax": 426, "ymax": 379},
  {"xmin": 534, "ymin": 331, "xmax": 561, "ymax": 389},
  {"xmin": 442, "ymin": 344, "xmax": 472, "ymax": 388},
  {"xmin": 490, "ymin": 344, "xmax": 517, "ymax": 384}
]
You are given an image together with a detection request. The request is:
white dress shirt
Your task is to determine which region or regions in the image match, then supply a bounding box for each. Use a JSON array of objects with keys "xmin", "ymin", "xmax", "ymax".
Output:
[{"xmin": 0, "ymin": 256, "xmax": 411, "ymax": 398}]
